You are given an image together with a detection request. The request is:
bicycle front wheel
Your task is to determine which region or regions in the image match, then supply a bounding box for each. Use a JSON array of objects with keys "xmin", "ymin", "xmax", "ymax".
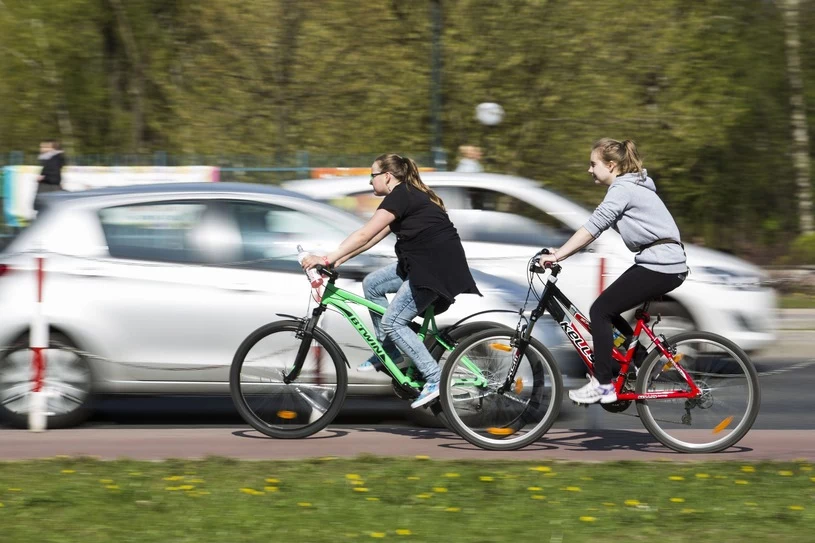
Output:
[
  {"xmin": 636, "ymin": 331, "xmax": 760, "ymax": 453},
  {"xmin": 230, "ymin": 320, "xmax": 348, "ymax": 439},
  {"xmin": 440, "ymin": 329, "xmax": 562, "ymax": 451}
]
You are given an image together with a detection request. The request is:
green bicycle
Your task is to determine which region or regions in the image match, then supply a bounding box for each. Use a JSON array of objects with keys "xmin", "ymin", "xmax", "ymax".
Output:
[{"xmin": 229, "ymin": 265, "xmax": 511, "ymax": 439}]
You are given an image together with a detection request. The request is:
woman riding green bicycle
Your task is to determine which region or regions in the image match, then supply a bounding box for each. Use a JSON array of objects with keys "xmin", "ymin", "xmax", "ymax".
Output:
[{"xmin": 301, "ymin": 153, "xmax": 481, "ymax": 409}]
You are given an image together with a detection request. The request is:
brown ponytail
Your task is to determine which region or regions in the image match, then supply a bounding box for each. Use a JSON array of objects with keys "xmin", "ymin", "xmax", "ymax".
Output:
[
  {"xmin": 592, "ymin": 138, "xmax": 644, "ymax": 178},
  {"xmin": 374, "ymin": 153, "xmax": 446, "ymax": 210}
]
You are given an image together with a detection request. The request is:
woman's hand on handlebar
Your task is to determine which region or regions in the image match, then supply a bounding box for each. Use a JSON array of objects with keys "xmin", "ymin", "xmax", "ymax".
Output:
[
  {"xmin": 301, "ymin": 254, "xmax": 331, "ymax": 271},
  {"xmin": 538, "ymin": 248, "xmax": 559, "ymax": 269}
]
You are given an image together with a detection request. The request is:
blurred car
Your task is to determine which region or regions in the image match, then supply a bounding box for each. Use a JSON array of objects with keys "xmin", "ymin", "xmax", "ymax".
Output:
[
  {"xmin": 0, "ymin": 182, "xmax": 567, "ymax": 429},
  {"xmin": 284, "ymin": 172, "xmax": 778, "ymax": 352}
]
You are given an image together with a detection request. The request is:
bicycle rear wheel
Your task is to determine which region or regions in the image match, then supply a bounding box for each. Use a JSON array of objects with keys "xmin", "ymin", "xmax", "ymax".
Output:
[
  {"xmin": 636, "ymin": 331, "xmax": 760, "ymax": 453},
  {"xmin": 440, "ymin": 328, "xmax": 562, "ymax": 451},
  {"xmin": 230, "ymin": 320, "xmax": 348, "ymax": 439}
]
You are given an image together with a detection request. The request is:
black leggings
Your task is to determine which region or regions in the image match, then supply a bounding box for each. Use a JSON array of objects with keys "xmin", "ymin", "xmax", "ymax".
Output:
[{"xmin": 589, "ymin": 265, "xmax": 687, "ymax": 384}]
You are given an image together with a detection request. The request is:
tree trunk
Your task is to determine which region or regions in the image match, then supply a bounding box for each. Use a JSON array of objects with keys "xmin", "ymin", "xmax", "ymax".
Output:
[
  {"xmin": 783, "ymin": 0, "xmax": 813, "ymax": 234},
  {"xmin": 108, "ymin": 0, "xmax": 145, "ymax": 153}
]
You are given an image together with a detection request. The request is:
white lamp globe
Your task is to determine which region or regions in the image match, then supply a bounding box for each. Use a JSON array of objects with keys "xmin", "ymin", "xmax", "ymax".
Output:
[{"xmin": 475, "ymin": 102, "xmax": 504, "ymax": 126}]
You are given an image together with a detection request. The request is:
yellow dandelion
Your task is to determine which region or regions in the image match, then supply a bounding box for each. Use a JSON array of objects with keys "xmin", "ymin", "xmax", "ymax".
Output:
[
  {"xmin": 7, "ymin": 488, "xmax": 21, "ymax": 492},
  {"xmin": 416, "ymin": 493, "xmax": 432, "ymax": 499},
  {"xmin": 624, "ymin": 500, "xmax": 641, "ymax": 506},
  {"xmin": 445, "ymin": 507, "xmax": 461, "ymax": 512},
  {"xmin": 433, "ymin": 487, "xmax": 448, "ymax": 493},
  {"xmin": 579, "ymin": 516, "xmax": 596, "ymax": 522},
  {"xmin": 163, "ymin": 476, "xmax": 183, "ymax": 481},
  {"xmin": 810, "ymin": 477, "xmax": 815, "ymax": 482},
  {"xmin": 527, "ymin": 486, "xmax": 543, "ymax": 491},
  {"xmin": 603, "ymin": 503, "xmax": 616, "ymax": 507},
  {"xmin": 105, "ymin": 485, "xmax": 120, "ymax": 491},
  {"xmin": 789, "ymin": 505, "xmax": 804, "ymax": 511},
  {"xmin": 264, "ymin": 486, "xmax": 279, "ymax": 492},
  {"xmin": 99, "ymin": 479, "xmax": 114, "ymax": 484},
  {"xmin": 681, "ymin": 508, "xmax": 698, "ymax": 514},
  {"xmin": 0, "ymin": 503, "xmax": 3, "ymax": 507},
  {"xmin": 479, "ymin": 476, "xmax": 494, "ymax": 482},
  {"xmin": 531, "ymin": 495, "xmax": 546, "ymax": 500},
  {"xmin": 778, "ymin": 470, "xmax": 794, "ymax": 477},
  {"xmin": 670, "ymin": 498, "xmax": 685, "ymax": 503},
  {"xmin": 128, "ymin": 472, "xmax": 142, "ymax": 476},
  {"xmin": 188, "ymin": 478, "xmax": 205, "ymax": 484},
  {"xmin": 178, "ymin": 485, "xmax": 195, "ymax": 491},
  {"xmin": 350, "ymin": 480, "xmax": 366, "ymax": 486},
  {"xmin": 354, "ymin": 488, "xmax": 369, "ymax": 493},
  {"xmin": 694, "ymin": 473, "xmax": 710, "ymax": 479},
  {"xmin": 563, "ymin": 486, "xmax": 581, "ymax": 492},
  {"xmin": 197, "ymin": 491, "xmax": 211, "ymax": 496},
  {"xmin": 366, "ymin": 497, "xmax": 380, "ymax": 502},
  {"xmin": 165, "ymin": 487, "xmax": 180, "ymax": 491},
  {"xmin": 240, "ymin": 488, "xmax": 263, "ymax": 496},
  {"xmin": 396, "ymin": 529, "xmax": 412, "ymax": 535},
  {"xmin": 530, "ymin": 466, "xmax": 552, "ymax": 472},
  {"xmin": 60, "ymin": 470, "xmax": 75, "ymax": 474},
  {"xmin": 800, "ymin": 466, "xmax": 812, "ymax": 472},
  {"xmin": 370, "ymin": 533, "xmax": 386, "ymax": 538},
  {"xmin": 444, "ymin": 473, "xmax": 460, "ymax": 478},
  {"xmin": 298, "ymin": 502, "xmax": 312, "ymax": 507},
  {"xmin": 265, "ymin": 478, "xmax": 281, "ymax": 484},
  {"xmin": 735, "ymin": 480, "xmax": 749, "ymax": 485},
  {"xmin": 740, "ymin": 466, "xmax": 755, "ymax": 473},
  {"xmin": 345, "ymin": 474, "xmax": 361, "ymax": 480},
  {"xmin": 407, "ymin": 476, "xmax": 420, "ymax": 481},
  {"xmin": 669, "ymin": 476, "xmax": 684, "ymax": 481},
  {"xmin": 415, "ymin": 455, "xmax": 430, "ymax": 460}
]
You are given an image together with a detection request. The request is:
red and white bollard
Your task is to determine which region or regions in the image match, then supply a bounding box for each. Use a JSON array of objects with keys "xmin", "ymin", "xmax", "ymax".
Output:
[{"xmin": 29, "ymin": 255, "xmax": 48, "ymax": 432}]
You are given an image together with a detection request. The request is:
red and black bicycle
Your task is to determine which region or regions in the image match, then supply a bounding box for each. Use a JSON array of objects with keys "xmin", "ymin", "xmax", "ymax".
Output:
[{"xmin": 440, "ymin": 250, "xmax": 761, "ymax": 452}]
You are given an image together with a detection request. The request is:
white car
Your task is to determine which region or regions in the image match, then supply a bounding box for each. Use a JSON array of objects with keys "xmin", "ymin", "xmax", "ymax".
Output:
[
  {"xmin": 284, "ymin": 172, "xmax": 778, "ymax": 353},
  {"xmin": 0, "ymin": 182, "xmax": 564, "ymax": 428}
]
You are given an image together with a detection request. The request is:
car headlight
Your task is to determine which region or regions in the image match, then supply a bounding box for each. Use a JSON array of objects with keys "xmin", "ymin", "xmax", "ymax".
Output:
[{"xmin": 692, "ymin": 266, "xmax": 763, "ymax": 290}]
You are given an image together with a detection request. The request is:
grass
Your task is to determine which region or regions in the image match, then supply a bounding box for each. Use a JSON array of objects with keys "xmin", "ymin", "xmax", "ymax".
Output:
[
  {"xmin": 780, "ymin": 293, "xmax": 815, "ymax": 309},
  {"xmin": 0, "ymin": 457, "xmax": 813, "ymax": 542}
]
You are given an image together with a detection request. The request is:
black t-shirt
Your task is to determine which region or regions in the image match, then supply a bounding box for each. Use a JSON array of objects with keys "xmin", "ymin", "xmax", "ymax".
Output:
[{"xmin": 378, "ymin": 183, "xmax": 480, "ymax": 313}]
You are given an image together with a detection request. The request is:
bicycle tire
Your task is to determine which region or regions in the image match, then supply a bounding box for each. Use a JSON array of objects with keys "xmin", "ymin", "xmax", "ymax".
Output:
[
  {"xmin": 635, "ymin": 330, "xmax": 760, "ymax": 453},
  {"xmin": 440, "ymin": 328, "xmax": 563, "ymax": 451},
  {"xmin": 230, "ymin": 320, "xmax": 348, "ymax": 439}
]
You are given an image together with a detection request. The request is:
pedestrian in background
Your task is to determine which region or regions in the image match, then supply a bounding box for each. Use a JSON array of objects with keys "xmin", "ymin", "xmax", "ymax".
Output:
[
  {"xmin": 454, "ymin": 145, "xmax": 484, "ymax": 173},
  {"xmin": 34, "ymin": 139, "xmax": 66, "ymax": 213}
]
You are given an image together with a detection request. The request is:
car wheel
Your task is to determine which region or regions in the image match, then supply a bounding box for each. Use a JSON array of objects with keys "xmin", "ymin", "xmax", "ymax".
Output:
[
  {"xmin": 647, "ymin": 301, "xmax": 696, "ymax": 339},
  {"xmin": 0, "ymin": 332, "xmax": 94, "ymax": 429}
]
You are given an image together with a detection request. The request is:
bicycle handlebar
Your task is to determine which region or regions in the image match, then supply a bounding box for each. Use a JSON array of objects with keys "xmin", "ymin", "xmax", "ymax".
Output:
[{"xmin": 529, "ymin": 248, "xmax": 561, "ymax": 275}]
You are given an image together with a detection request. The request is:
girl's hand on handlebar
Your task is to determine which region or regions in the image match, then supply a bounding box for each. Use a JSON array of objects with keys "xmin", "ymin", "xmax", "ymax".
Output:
[
  {"xmin": 302, "ymin": 254, "xmax": 330, "ymax": 270},
  {"xmin": 538, "ymin": 249, "xmax": 559, "ymax": 268}
]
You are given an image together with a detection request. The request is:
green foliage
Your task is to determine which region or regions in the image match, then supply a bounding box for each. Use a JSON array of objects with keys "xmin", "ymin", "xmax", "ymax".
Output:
[
  {"xmin": 787, "ymin": 233, "xmax": 815, "ymax": 265},
  {"xmin": 0, "ymin": 0, "xmax": 813, "ymax": 258}
]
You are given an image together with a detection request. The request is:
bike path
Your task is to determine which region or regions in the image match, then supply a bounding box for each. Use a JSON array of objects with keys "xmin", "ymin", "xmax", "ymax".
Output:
[{"xmin": 1, "ymin": 428, "xmax": 812, "ymax": 462}]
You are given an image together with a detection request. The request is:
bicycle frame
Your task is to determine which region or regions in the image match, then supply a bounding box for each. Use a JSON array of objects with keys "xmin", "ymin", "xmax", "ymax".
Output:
[
  {"xmin": 290, "ymin": 268, "xmax": 467, "ymax": 390},
  {"xmin": 509, "ymin": 266, "xmax": 701, "ymax": 401}
]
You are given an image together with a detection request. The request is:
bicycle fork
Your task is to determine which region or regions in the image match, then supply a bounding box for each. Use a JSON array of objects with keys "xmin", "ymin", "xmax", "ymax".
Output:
[{"xmin": 283, "ymin": 305, "xmax": 327, "ymax": 384}]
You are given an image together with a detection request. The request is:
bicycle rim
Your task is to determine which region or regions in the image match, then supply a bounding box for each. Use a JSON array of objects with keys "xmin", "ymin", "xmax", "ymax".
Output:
[
  {"xmin": 230, "ymin": 321, "xmax": 347, "ymax": 439},
  {"xmin": 636, "ymin": 331, "xmax": 760, "ymax": 453},
  {"xmin": 441, "ymin": 330, "xmax": 562, "ymax": 451}
]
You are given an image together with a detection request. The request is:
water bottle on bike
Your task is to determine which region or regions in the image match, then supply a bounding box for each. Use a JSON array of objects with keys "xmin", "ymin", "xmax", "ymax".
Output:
[{"xmin": 296, "ymin": 244, "xmax": 324, "ymax": 288}]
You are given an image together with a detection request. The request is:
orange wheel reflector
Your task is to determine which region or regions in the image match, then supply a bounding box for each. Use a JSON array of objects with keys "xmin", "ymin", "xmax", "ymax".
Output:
[
  {"xmin": 489, "ymin": 343, "xmax": 512, "ymax": 352},
  {"xmin": 277, "ymin": 410, "xmax": 298, "ymax": 420},
  {"xmin": 514, "ymin": 378, "xmax": 524, "ymax": 395},
  {"xmin": 712, "ymin": 416, "xmax": 734, "ymax": 434},
  {"xmin": 662, "ymin": 354, "xmax": 684, "ymax": 371},
  {"xmin": 487, "ymin": 427, "xmax": 516, "ymax": 436}
]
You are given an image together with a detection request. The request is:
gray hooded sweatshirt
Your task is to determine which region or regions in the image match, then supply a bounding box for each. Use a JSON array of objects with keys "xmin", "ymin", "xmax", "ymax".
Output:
[{"xmin": 583, "ymin": 170, "xmax": 688, "ymax": 274}]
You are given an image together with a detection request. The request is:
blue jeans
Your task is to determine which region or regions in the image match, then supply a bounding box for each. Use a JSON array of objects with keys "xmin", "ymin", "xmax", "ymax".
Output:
[{"xmin": 362, "ymin": 263, "xmax": 441, "ymax": 384}]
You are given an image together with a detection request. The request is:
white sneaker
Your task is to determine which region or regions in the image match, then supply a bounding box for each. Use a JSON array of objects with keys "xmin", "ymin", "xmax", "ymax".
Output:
[
  {"xmin": 411, "ymin": 382, "xmax": 440, "ymax": 409},
  {"xmin": 569, "ymin": 375, "xmax": 617, "ymax": 404}
]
